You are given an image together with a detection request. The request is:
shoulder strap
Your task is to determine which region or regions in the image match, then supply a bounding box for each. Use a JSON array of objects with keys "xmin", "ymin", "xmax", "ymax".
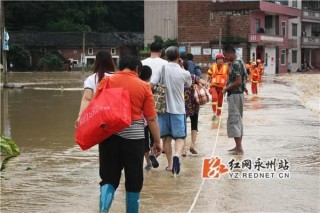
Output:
[
  {"xmin": 94, "ymin": 76, "xmax": 110, "ymax": 99},
  {"xmin": 160, "ymin": 65, "xmax": 165, "ymax": 84}
]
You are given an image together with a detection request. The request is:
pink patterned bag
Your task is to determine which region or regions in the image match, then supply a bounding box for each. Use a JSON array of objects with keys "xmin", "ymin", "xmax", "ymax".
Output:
[{"xmin": 194, "ymin": 84, "xmax": 209, "ymax": 105}]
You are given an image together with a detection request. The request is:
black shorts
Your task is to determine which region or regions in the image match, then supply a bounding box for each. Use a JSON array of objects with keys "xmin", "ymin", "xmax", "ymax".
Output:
[{"xmin": 144, "ymin": 126, "xmax": 154, "ymax": 152}]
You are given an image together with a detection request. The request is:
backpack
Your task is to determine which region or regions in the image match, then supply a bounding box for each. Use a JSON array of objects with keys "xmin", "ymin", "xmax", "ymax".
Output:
[{"xmin": 187, "ymin": 61, "xmax": 202, "ymax": 77}]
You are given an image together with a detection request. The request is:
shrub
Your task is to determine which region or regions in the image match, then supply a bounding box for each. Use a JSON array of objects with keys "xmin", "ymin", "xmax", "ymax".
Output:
[
  {"xmin": 7, "ymin": 44, "xmax": 31, "ymax": 71},
  {"xmin": 37, "ymin": 52, "xmax": 65, "ymax": 71},
  {"xmin": 0, "ymin": 135, "xmax": 20, "ymax": 171}
]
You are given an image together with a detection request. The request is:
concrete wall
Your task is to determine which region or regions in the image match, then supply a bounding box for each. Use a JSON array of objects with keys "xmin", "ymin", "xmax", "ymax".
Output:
[
  {"xmin": 144, "ymin": 0, "xmax": 178, "ymax": 47},
  {"xmin": 178, "ymin": 1, "xmax": 251, "ymax": 67},
  {"xmin": 288, "ymin": 16, "xmax": 301, "ymax": 72}
]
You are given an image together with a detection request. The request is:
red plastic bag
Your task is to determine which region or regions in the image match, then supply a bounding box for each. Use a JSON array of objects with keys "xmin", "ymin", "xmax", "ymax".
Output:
[{"xmin": 75, "ymin": 78, "xmax": 132, "ymax": 150}]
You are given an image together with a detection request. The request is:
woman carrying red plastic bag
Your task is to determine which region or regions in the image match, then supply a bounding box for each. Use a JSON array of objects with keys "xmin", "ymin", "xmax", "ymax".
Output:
[{"xmin": 95, "ymin": 56, "xmax": 161, "ymax": 213}]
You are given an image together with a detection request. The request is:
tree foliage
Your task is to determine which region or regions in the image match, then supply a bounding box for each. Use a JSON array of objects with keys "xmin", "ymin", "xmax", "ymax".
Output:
[
  {"xmin": 152, "ymin": 35, "xmax": 178, "ymax": 49},
  {"xmin": 37, "ymin": 53, "xmax": 65, "ymax": 71},
  {"xmin": 4, "ymin": 1, "xmax": 143, "ymax": 32},
  {"xmin": 140, "ymin": 35, "xmax": 178, "ymax": 57},
  {"xmin": 1, "ymin": 135, "xmax": 20, "ymax": 171},
  {"xmin": 7, "ymin": 44, "xmax": 31, "ymax": 71}
]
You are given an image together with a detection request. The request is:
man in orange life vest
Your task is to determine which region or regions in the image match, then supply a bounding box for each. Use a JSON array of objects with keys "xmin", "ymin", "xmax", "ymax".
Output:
[
  {"xmin": 256, "ymin": 59, "xmax": 264, "ymax": 84},
  {"xmin": 249, "ymin": 62, "xmax": 259, "ymax": 94},
  {"xmin": 206, "ymin": 53, "xmax": 229, "ymax": 120}
]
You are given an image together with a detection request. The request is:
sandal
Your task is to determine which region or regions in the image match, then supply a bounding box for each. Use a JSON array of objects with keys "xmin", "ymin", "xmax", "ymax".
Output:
[
  {"xmin": 149, "ymin": 155, "xmax": 159, "ymax": 168},
  {"xmin": 190, "ymin": 147, "xmax": 198, "ymax": 155},
  {"xmin": 165, "ymin": 167, "xmax": 172, "ymax": 172},
  {"xmin": 144, "ymin": 164, "xmax": 152, "ymax": 171},
  {"xmin": 172, "ymin": 156, "xmax": 180, "ymax": 175},
  {"xmin": 182, "ymin": 150, "xmax": 187, "ymax": 157}
]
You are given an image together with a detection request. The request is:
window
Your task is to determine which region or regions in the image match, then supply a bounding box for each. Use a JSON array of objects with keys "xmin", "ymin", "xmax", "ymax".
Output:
[
  {"xmin": 210, "ymin": 12, "xmax": 214, "ymax": 20},
  {"xmin": 265, "ymin": 16, "xmax": 273, "ymax": 29},
  {"xmin": 112, "ymin": 56, "xmax": 119, "ymax": 67},
  {"xmin": 88, "ymin": 48, "xmax": 93, "ymax": 55},
  {"xmin": 292, "ymin": 0, "xmax": 297, "ymax": 8},
  {"xmin": 111, "ymin": 48, "xmax": 116, "ymax": 55},
  {"xmin": 282, "ymin": 22, "xmax": 286, "ymax": 36},
  {"xmin": 292, "ymin": 23, "xmax": 298, "ymax": 37},
  {"xmin": 210, "ymin": 12, "xmax": 215, "ymax": 26},
  {"xmin": 265, "ymin": 53, "xmax": 268, "ymax": 67},
  {"xmin": 255, "ymin": 19, "xmax": 260, "ymax": 33},
  {"xmin": 312, "ymin": 23, "xmax": 320, "ymax": 32},
  {"xmin": 281, "ymin": 49, "xmax": 286, "ymax": 65},
  {"xmin": 301, "ymin": 25, "xmax": 306, "ymax": 36},
  {"xmin": 292, "ymin": 50, "xmax": 297, "ymax": 63}
]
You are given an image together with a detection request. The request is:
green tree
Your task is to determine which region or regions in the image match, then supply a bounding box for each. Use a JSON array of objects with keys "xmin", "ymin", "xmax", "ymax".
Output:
[
  {"xmin": 104, "ymin": 1, "xmax": 144, "ymax": 32},
  {"xmin": 152, "ymin": 35, "xmax": 178, "ymax": 49},
  {"xmin": 47, "ymin": 19, "xmax": 91, "ymax": 32},
  {"xmin": 4, "ymin": 1, "xmax": 143, "ymax": 32},
  {"xmin": 163, "ymin": 38, "xmax": 178, "ymax": 49},
  {"xmin": 154, "ymin": 35, "xmax": 164, "ymax": 45},
  {"xmin": 37, "ymin": 53, "xmax": 64, "ymax": 71},
  {"xmin": 7, "ymin": 44, "xmax": 31, "ymax": 71}
]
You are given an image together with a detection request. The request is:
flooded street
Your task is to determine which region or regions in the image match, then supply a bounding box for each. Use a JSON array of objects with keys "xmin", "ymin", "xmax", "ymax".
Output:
[{"xmin": 1, "ymin": 72, "xmax": 319, "ymax": 213}]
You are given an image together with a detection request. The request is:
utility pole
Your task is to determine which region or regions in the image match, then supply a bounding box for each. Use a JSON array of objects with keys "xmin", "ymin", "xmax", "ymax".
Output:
[
  {"xmin": 1, "ymin": 0, "xmax": 8, "ymax": 86},
  {"xmin": 218, "ymin": 28, "xmax": 222, "ymax": 53},
  {"xmin": 0, "ymin": 0, "xmax": 2, "ymax": 63},
  {"xmin": 82, "ymin": 31, "xmax": 85, "ymax": 73}
]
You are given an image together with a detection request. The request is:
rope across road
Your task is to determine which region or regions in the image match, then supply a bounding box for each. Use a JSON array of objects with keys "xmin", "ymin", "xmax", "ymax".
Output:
[{"xmin": 188, "ymin": 94, "xmax": 227, "ymax": 213}]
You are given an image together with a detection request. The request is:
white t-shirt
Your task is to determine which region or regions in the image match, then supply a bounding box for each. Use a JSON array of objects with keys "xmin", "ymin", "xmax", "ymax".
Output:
[
  {"xmin": 153, "ymin": 62, "xmax": 192, "ymax": 114},
  {"xmin": 84, "ymin": 73, "xmax": 113, "ymax": 94},
  {"xmin": 141, "ymin": 57, "xmax": 168, "ymax": 84}
]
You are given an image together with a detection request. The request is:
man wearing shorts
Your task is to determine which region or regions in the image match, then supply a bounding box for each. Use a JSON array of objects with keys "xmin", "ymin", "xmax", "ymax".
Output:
[
  {"xmin": 150, "ymin": 46, "xmax": 192, "ymax": 175},
  {"xmin": 222, "ymin": 45, "xmax": 247, "ymax": 155}
]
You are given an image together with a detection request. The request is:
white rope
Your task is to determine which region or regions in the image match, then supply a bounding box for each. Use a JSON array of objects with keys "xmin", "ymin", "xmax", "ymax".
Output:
[{"xmin": 187, "ymin": 93, "xmax": 227, "ymax": 213}]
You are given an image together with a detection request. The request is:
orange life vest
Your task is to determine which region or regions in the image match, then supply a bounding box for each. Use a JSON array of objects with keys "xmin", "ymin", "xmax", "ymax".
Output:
[
  {"xmin": 257, "ymin": 64, "xmax": 264, "ymax": 75},
  {"xmin": 210, "ymin": 64, "xmax": 229, "ymax": 88},
  {"xmin": 250, "ymin": 68, "xmax": 259, "ymax": 83}
]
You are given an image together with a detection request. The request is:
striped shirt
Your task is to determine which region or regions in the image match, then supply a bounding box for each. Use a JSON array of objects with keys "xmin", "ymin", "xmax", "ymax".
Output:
[{"xmin": 116, "ymin": 120, "xmax": 145, "ymax": 139}]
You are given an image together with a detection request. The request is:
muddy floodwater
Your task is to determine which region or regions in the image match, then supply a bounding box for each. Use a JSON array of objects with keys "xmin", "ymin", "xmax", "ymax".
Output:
[{"xmin": 1, "ymin": 71, "xmax": 319, "ymax": 213}]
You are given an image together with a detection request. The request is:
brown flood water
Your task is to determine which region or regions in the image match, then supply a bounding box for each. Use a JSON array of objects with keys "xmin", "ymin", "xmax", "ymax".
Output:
[{"xmin": 1, "ymin": 72, "xmax": 319, "ymax": 213}]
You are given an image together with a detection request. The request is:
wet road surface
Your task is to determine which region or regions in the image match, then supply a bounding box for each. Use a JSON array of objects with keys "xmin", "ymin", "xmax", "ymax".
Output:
[{"xmin": 1, "ymin": 72, "xmax": 319, "ymax": 212}]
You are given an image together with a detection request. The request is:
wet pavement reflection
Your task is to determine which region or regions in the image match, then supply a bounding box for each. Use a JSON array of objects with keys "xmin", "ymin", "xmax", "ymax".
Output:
[{"xmin": 1, "ymin": 72, "xmax": 319, "ymax": 212}]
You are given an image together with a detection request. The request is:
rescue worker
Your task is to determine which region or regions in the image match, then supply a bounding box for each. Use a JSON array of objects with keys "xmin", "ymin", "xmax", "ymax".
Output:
[
  {"xmin": 256, "ymin": 59, "xmax": 264, "ymax": 84},
  {"xmin": 206, "ymin": 53, "xmax": 229, "ymax": 120},
  {"xmin": 249, "ymin": 62, "xmax": 259, "ymax": 95},
  {"xmin": 245, "ymin": 63, "xmax": 251, "ymax": 76}
]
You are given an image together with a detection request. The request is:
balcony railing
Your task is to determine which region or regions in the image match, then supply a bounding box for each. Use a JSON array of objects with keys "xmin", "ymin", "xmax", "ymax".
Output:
[
  {"xmin": 301, "ymin": 36, "xmax": 320, "ymax": 47},
  {"xmin": 302, "ymin": 10, "xmax": 320, "ymax": 21},
  {"xmin": 248, "ymin": 34, "xmax": 284, "ymax": 44}
]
